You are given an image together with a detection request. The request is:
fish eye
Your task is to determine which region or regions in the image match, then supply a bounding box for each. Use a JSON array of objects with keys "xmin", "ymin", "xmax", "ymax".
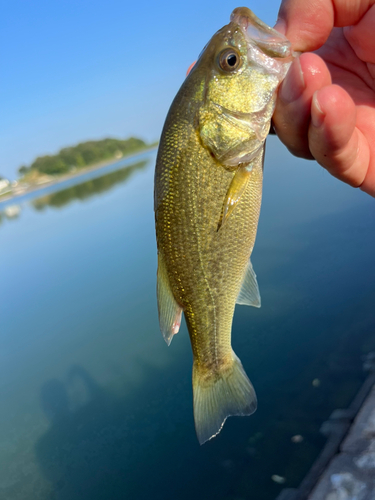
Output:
[{"xmin": 218, "ymin": 48, "xmax": 241, "ymax": 72}]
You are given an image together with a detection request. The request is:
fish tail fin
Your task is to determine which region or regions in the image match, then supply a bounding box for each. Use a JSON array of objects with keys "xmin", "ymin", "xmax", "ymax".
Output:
[{"xmin": 192, "ymin": 351, "xmax": 257, "ymax": 445}]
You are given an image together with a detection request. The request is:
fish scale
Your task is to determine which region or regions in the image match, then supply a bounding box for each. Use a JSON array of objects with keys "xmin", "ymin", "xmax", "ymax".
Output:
[{"xmin": 154, "ymin": 7, "xmax": 292, "ymax": 444}]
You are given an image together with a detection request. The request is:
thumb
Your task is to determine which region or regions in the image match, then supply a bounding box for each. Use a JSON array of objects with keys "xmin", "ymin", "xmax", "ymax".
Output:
[{"xmin": 275, "ymin": 0, "xmax": 375, "ymax": 52}]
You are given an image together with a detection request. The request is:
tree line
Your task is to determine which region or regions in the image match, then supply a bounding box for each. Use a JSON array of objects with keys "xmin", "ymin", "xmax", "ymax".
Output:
[
  {"xmin": 19, "ymin": 137, "xmax": 150, "ymax": 177},
  {"xmin": 33, "ymin": 160, "xmax": 148, "ymax": 210}
]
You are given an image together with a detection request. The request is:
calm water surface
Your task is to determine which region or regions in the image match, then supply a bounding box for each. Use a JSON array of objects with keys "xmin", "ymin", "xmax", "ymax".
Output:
[{"xmin": 1, "ymin": 138, "xmax": 374, "ymax": 500}]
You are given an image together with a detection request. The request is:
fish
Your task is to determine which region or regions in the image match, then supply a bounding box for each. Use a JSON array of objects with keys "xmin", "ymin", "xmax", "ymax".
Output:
[{"xmin": 154, "ymin": 7, "xmax": 292, "ymax": 444}]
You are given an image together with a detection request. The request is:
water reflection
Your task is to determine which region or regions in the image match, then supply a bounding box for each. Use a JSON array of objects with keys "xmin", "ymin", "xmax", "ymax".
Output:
[
  {"xmin": 35, "ymin": 363, "xmax": 194, "ymax": 500},
  {"xmin": 1, "ymin": 143, "xmax": 374, "ymax": 500},
  {"xmin": 32, "ymin": 160, "xmax": 148, "ymax": 211},
  {"xmin": 32, "ymin": 200, "xmax": 375, "ymax": 500},
  {"xmin": 0, "ymin": 204, "xmax": 22, "ymax": 224},
  {"xmin": 37, "ymin": 366, "xmax": 122, "ymax": 499},
  {"xmin": 4, "ymin": 205, "xmax": 22, "ymax": 218},
  {"xmin": 0, "ymin": 157, "xmax": 149, "ymax": 228}
]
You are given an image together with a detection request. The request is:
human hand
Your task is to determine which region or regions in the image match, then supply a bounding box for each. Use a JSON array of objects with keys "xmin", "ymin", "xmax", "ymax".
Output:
[{"xmin": 273, "ymin": 0, "xmax": 375, "ymax": 196}]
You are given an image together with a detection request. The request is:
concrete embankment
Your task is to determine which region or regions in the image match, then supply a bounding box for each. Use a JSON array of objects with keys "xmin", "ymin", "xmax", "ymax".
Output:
[{"xmin": 276, "ymin": 354, "xmax": 375, "ymax": 500}]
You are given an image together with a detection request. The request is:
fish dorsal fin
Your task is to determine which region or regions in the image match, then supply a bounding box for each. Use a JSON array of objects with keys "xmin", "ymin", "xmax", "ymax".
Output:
[
  {"xmin": 236, "ymin": 260, "xmax": 261, "ymax": 308},
  {"xmin": 157, "ymin": 252, "xmax": 183, "ymax": 346}
]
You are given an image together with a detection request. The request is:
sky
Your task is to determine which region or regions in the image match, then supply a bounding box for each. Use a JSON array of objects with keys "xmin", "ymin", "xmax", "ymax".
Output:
[{"xmin": 1, "ymin": 0, "xmax": 283, "ymax": 180}]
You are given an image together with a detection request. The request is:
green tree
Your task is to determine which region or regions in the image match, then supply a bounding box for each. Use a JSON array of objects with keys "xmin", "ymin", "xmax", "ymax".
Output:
[
  {"xmin": 18, "ymin": 165, "xmax": 29, "ymax": 175},
  {"xmin": 19, "ymin": 136, "xmax": 151, "ymax": 178}
]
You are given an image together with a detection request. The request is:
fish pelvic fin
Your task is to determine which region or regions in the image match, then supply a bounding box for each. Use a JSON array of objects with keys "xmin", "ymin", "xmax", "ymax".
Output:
[
  {"xmin": 157, "ymin": 252, "xmax": 183, "ymax": 346},
  {"xmin": 193, "ymin": 351, "xmax": 257, "ymax": 445}
]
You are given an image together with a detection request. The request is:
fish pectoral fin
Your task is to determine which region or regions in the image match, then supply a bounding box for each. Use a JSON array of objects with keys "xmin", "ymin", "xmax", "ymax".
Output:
[
  {"xmin": 157, "ymin": 252, "xmax": 183, "ymax": 346},
  {"xmin": 219, "ymin": 164, "xmax": 253, "ymax": 229},
  {"xmin": 236, "ymin": 259, "xmax": 261, "ymax": 308}
]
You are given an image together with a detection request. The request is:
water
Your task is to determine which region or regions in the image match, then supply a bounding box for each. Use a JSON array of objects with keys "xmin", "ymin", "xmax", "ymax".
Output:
[{"xmin": 1, "ymin": 138, "xmax": 374, "ymax": 500}]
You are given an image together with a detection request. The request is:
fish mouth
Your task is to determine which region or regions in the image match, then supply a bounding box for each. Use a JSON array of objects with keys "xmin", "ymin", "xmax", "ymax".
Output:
[
  {"xmin": 230, "ymin": 7, "xmax": 293, "ymax": 76},
  {"xmin": 231, "ymin": 7, "xmax": 292, "ymax": 58}
]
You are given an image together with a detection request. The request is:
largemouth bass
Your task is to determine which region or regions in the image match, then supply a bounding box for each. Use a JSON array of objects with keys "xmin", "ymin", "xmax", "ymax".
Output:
[{"xmin": 154, "ymin": 7, "xmax": 292, "ymax": 444}]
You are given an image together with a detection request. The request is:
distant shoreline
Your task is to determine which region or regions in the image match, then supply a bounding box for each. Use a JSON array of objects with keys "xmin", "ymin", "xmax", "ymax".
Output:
[{"xmin": 0, "ymin": 145, "xmax": 157, "ymax": 205}]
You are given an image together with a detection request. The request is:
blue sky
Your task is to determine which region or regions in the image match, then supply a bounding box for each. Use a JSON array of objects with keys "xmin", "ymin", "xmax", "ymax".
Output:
[{"xmin": 1, "ymin": 0, "xmax": 283, "ymax": 179}]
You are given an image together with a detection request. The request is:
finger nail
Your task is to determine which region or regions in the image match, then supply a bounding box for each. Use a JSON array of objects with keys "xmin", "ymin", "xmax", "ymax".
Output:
[
  {"xmin": 311, "ymin": 92, "xmax": 325, "ymax": 128},
  {"xmin": 279, "ymin": 57, "xmax": 305, "ymax": 103},
  {"xmin": 274, "ymin": 18, "xmax": 286, "ymax": 35}
]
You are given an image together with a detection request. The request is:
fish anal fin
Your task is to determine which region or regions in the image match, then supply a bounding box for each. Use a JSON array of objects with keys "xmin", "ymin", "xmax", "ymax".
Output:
[
  {"xmin": 193, "ymin": 352, "xmax": 257, "ymax": 445},
  {"xmin": 157, "ymin": 252, "xmax": 183, "ymax": 346},
  {"xmin": 236, "ymin": 260, "xmax": 261, "ymax": 308},
  {"xmin": 219, "ymin": 164, "xmax": 252, "ymax": 229}
]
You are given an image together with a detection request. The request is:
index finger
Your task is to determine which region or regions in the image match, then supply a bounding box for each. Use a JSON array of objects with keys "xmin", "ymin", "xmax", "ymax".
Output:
[{"xmin": 276, "ymin": 0, "xmax": 375, "ymax": 51}]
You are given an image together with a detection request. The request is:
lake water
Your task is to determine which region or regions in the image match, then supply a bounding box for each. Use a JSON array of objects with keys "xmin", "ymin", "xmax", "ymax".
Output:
[{"xmin": 1, "ymin": 138, "xmax": 374, "ymax": 500}]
